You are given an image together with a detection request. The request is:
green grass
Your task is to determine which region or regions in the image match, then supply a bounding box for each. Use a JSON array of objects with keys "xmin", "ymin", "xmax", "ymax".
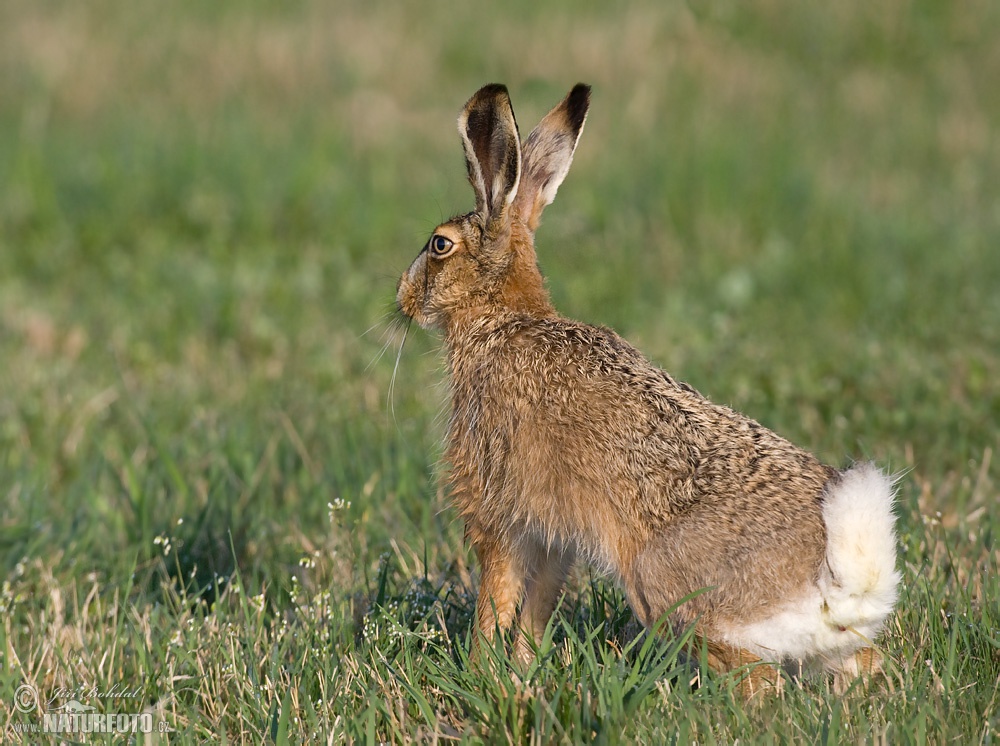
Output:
[{"xmin": 2, "ymin": 0, "xmax": 999, "ymax": 742}]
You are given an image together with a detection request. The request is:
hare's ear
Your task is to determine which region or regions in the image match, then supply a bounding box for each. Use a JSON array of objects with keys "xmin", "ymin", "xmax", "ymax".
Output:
[
  {"xmin": 514, "ymin": 83, "xmax": 590, "ymax": 231},
  {"xmin": 459, "ymin": 84, "xmax": 522, "ymax": 221}
]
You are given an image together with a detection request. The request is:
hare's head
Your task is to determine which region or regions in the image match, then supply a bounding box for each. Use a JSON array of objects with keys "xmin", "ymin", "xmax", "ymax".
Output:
[{"xmin": 397, "ymin": 83, "xmax": 590, "ymax": 332}]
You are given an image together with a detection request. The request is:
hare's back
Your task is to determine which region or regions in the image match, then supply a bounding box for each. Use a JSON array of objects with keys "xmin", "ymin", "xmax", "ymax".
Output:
[{"xmin": 499, "ymin": 317, "xmax": 834, "ymax": 520}]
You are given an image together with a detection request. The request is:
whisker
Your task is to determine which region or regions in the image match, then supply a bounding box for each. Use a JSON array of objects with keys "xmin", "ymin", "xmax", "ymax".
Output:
[
  {"xmin": 360, "ymin": 309, "xmax": 399, "ymax": 339},
  {"xmin": 365, "ymin": 315, "xmax": 405, "ymax": 373},
  {"xmin": 366, "ymin": 334, "xmax": 396, "ymax": 373},
  {"xmin": 388, "ymin": 318, "xmax": 411, "ymax": 424}
]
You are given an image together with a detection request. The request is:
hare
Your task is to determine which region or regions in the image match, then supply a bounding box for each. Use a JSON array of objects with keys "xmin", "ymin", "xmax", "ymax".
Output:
[{"xmin": 396, "ymin": 83, "xmax": 900, "ymax": 697}]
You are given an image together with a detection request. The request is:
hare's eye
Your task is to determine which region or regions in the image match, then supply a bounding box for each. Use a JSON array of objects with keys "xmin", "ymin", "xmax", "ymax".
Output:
[{"xmin": 428, "ymin": 235, "xmax": 455, "ymax": 258}]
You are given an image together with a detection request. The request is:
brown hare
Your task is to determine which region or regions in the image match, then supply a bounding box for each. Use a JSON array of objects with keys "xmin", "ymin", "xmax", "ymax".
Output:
[{"xmin": 396, "ymin": 83, "xmax": 900, "ymax": 697}]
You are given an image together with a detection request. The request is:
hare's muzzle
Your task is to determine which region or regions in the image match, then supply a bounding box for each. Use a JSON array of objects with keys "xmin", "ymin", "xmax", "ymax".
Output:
[{"xmin": 396, "ymin": 253, "xmax": 427, "ymax": 324}]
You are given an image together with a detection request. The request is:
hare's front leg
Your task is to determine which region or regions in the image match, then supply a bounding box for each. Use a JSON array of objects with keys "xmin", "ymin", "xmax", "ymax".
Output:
[
  {"xmin": 513, "ymin": 543, "xmax": 575, "ymax": 665},
  {"xmin": 470, "ymin": 537, "xmax": 525, "ymax": 664}
]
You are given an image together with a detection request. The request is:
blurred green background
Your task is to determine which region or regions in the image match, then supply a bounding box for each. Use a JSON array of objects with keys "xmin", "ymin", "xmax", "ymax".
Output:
[
  {"xmin": 3, "ymin": 1, "xmax": 997, "ymax": 551},
  {"xmin": 1, "ymin": 0, "xmax": 998, "ymax": 739}
]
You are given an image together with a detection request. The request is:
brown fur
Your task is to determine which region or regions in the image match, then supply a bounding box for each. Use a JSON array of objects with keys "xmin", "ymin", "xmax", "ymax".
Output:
[{"xmin": 396, "ymin": 83, "xmax": 886, "ymax": 697}]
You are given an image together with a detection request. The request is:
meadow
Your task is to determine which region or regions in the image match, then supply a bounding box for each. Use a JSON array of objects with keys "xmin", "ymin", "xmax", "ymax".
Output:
[{"xmin": 1, "ymin": 0, "xmax": 998, "ymax": 742}]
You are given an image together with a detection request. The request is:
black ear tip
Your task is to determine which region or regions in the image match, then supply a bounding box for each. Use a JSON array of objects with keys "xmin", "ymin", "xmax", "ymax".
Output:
[
  {"xmin": 565, "ymin": 83, "xmax": 591, "ymax": 129},
  {"xmin": 473, "ymin": 83, "xmax": 510, "ymax": 101}
]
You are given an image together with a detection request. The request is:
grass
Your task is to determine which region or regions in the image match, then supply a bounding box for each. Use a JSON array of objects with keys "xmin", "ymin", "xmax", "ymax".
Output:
[{"xmin": 1, "ymin": 0, "xmax": 999, "ymax": 742}]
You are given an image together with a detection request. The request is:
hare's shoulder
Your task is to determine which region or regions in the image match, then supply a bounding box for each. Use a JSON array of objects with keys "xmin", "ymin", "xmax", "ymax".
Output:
[
  {"xmin": 480, "ymin": 316, "xmax": 725, "ymax": 429},
  {"xmin": 497, "ymin": 316, "xmax": 706, "ymax": 398},
  {"xmin": 497, "ymin": 316, "xmax": 652, "ymax": 369},
  {"xmin": 501, "ymin": 317, "xmax": 822, "ymax": 456}
]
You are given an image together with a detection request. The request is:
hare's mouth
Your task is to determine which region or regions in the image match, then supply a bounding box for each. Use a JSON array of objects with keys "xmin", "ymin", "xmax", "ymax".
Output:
[
  {"xmin": 397, "ymin": 255, "xmax": 445, "ymax": 329},
  {"xmin": 396, "ymin": 281, "xmax": 435, "ymax": 330},
  {"xmin": 395, "ymin": 274, "xmax": 418, "ymax": 319}
]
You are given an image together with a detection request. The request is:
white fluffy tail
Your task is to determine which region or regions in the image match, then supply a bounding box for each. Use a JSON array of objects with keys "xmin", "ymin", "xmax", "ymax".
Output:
[{"xmin": 819, "ymin": 463, "xmax": 901, "ymax": 637}]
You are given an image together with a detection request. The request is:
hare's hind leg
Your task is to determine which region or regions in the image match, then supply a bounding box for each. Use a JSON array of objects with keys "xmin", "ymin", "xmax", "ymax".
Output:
[
  {"xmin": 831, "ymin": 647, "xmax": 884, "ymax": 694},
  {"xmin": 513, "ymin": 544, "xmax": 575, "ymax": 665},
  {"xmin": 697, "ymin": 637, "xmax": 783, "ymax": 701}
]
